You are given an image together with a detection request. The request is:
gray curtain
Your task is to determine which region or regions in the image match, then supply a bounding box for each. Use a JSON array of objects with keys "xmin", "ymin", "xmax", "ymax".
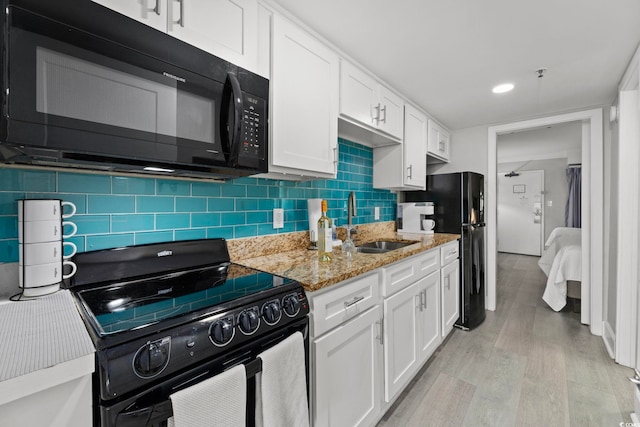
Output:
[{"xmin": 565, "ymin": 166, "xmax": 581, "ymax": 227}]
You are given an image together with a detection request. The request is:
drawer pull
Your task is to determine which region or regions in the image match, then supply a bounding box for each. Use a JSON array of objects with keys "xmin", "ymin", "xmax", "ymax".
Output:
[
  {"xmin": 344, "ymin": 295, "xmax": 364, "ymax": 308},
  {"xmin": 448, "ymin": 250, "xmax": 457, "ymax": 256},
  {"xmin": 376, "ymin": 318, "xmax": 384, "ymax": 345}
]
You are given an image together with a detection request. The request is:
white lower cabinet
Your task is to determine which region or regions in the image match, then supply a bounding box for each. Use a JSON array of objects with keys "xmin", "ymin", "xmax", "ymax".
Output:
[
  {"xmin": 312, "ymin": 305, "xmax": 383, "ymax": 427},
  {"xmin": 309, "ymin": 241, "xmax": 459, "ymax": 427},
  {"xmin": 383, "ymin": 270, "xmax": 441, "ymax": 402},
  {"xmin": 440, "ymin": 241, "xmax": 460, "ymax": 337},
  {"xmin": 441, "ymin": 256, "xmax": 461, "ymax": 337}
]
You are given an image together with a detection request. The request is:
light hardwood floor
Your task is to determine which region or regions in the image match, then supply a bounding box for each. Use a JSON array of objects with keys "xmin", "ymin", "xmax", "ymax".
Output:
[{"xmin": 377, "ymin": 253, "xmax": 634, "ymax": 427}]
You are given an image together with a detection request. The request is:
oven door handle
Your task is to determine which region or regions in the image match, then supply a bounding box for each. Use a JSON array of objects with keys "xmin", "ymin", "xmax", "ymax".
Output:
[{"xmin": 116, "ymin": 400, "xmax": 173, "ymax": 427}]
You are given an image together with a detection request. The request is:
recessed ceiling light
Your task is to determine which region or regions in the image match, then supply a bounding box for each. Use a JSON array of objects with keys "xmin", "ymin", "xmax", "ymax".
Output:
[{"xmin": 492, "ymin": 83, "xmax": 514, "ymax": 94}]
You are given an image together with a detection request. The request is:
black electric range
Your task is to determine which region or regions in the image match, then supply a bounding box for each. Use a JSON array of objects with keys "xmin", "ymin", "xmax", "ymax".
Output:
[{"xmin": 65, "ymin": 238, "xmax": 309, "ymax": 427}]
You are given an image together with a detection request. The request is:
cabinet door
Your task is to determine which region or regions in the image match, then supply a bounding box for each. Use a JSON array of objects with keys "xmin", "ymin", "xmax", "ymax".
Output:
[
  {"xmin": 416, "ymin": 271, "xmax": 442, "ymax": 362},
  {"xmin": 377, "ymin": 86, "xmax": 404, "ymax": 140},
  {"xmin": 313, "ymin": 306, "xmax": 382, "ymax": 427},
  {"xmin": 427, "ymin": 119, "xmax": 450, "ymax": 162},
  {"xmin": 403, "ymin": 104, "xmax": 427, "ymax": 187},
  {"xmin": 340, "ymin": 61, "xmax": 377, "ymax": 127},
  {"xmin": 166, "ymin": 0, "xmax": 258, "ymax": 72},
  {"xmin": 441, "ymin": 260, "xmax": 460, "ymax": 337},
  {"xmin": 92, "ymin": 0, "xmax": 166, "ymax": 31},
  {"xmin": 383, "ymin": 282, "xmax": 418, "ymax": 402},
  {"xmin": 270, "ymin": 15, "xmax": 339, "ymax": 178}
]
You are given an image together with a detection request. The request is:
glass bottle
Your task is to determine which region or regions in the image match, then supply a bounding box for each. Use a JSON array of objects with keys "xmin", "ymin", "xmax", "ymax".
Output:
[{"xmin": 317, "ymin": 200, "xmax": 332, "ymax": 262}]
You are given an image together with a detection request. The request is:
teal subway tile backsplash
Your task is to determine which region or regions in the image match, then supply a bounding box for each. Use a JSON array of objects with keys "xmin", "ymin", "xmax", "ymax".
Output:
[{"xmin": 0, "ymin": 139, "xmax": 397, "ymax": 262}]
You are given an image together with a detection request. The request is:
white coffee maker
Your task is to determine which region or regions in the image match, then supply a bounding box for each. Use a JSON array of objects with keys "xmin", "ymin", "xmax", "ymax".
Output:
[{"xmin": 397, "ymin": 202, "xmax": 435, "ymax": 234}]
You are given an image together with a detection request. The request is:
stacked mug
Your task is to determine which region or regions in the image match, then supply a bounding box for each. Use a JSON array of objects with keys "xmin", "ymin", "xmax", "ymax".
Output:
[{"xmin": 18, "ymin": 199, "xmax": 78, "ymax": 297}]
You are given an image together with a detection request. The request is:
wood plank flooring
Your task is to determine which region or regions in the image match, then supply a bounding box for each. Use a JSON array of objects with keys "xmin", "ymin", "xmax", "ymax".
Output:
[{"xmin": 377, "ymin": 253, "xmax": 634, "ymax": 427}]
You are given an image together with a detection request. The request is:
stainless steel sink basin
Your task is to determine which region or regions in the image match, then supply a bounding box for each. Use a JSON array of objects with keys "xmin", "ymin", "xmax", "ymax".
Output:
[{"xmin": 355, "ymin": 240, "xmax": 418, "ymax": 254}]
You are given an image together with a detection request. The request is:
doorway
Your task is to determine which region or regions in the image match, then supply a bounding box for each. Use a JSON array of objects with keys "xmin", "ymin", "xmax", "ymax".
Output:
[
  {"xmin": 497, "ymin": 170, "xmax": 544, "ymax": 256},
  {"xmin": 487, "ymin": 108, "xmax": 604, "ymax": 336}
]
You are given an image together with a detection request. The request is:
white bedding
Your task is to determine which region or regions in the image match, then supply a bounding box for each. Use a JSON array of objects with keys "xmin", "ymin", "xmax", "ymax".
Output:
[{"xmin": 539, "ymin": 227, "xmax": 582, "ymax": 311}]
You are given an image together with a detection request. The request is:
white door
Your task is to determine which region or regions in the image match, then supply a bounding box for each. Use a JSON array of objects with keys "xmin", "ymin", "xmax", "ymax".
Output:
[
  {"xmin": 403, "ymin": 105, "xmax": 427, "ymax": 188},
  {"xmin": 313, "ymin": 306, "xmax": 382, "ymax": 427},
  {"xmin": 92, "ymin": 0, "xmax": 167, "ymax": 31},
  {"xmin": 270, "ymin": 15, "xmax": 339, "ymax": 177},
  {"xmin": 383, "ymin": 282, "xmax": 418, "ymax": 402},
  {"xmin": 167, "ymin": 0, "xmax": 258, "ymax": 72},
  {"xmin": 497, "ymin": 170, "xmax": 544, "ymax": 256},
  {"xmin": 416, "ymin": 271, "xmax": 442, "ymax": 361},
  {"xmin": 441, "ymin": 261, "xmax": 460, "ymax": 337}
]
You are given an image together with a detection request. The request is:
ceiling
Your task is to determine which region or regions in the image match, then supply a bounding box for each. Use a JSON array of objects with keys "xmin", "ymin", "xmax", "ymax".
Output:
[{"xmin": 270, "ymin": 0, "xmax": 640, "ymax": 130}]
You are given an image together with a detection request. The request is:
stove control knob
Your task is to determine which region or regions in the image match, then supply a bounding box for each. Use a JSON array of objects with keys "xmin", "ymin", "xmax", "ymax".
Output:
[
  {"xmin": 209, "ymin": 318, "xmax": 234, "ymax": 346},
  {"xmin": 262, "ymin": 301, "xmax": 281, "ymax": 325},
  {"xmin": 238, "ymin": 309, "xmax": 260, "ymax": 335},
  {"xmin": 133, "ymin": 337, "xmax": 171, "ymax": 378},
  {"xmin": 282, "ymin": 294, "xmax": 300, "ymax": 317}
]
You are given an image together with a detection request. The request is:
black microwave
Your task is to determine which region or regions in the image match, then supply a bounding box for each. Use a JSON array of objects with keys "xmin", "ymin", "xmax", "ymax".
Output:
[{"xmin": 0, "ymin": 0, "xmax": 268, "ymax": 179}]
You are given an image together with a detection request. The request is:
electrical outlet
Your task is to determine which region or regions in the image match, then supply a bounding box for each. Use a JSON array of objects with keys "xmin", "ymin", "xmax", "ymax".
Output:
[
  {"xmin": 547, "ymin": 200, "xmax": 553, "ymax": 207},
  {"xmin": 273, "ymin": 208, "xmax": 284, "ymax": 229},
  {"xmin": 374, "ymin": 207, "xmax": 380, "ymax": 220}
]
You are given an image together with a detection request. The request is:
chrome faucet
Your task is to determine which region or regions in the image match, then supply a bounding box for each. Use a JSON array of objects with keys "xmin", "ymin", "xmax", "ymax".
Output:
[{"xmin": 347, "ymin": 192, "xmax": 357, "ymax": 226}]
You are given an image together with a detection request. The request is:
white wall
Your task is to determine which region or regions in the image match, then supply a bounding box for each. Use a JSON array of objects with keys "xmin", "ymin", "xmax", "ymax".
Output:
[{"xmin": 497, "ymin": 121, "xmax": 582, "ymax": 164}]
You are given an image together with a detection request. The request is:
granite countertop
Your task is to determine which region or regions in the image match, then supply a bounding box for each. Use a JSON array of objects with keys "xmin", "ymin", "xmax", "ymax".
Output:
[{"xmin": 233, "ymin": 223, "xmax": 460, "ymax": 292}]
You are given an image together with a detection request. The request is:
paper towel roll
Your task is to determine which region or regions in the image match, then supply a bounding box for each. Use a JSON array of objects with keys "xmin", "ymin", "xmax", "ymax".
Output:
[{"xmin": 307, "ymin": 199, "xmax": 322, "ymax": 244}]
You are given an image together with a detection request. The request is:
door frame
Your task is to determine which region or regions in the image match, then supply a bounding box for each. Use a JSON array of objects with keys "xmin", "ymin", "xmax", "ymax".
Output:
[
  {"xmin": 487, "ymin": 108, "xmax": 603, "ymax": 336},
  {"xmin": 497, "ymin": 169, "xmax": 545, "ymax": 256}
]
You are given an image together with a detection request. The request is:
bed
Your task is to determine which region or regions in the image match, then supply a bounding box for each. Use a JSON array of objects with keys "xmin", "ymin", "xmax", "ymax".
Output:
[{"xmin": 539, "ymin": 227, "xmax": 582, "ymax": 311}]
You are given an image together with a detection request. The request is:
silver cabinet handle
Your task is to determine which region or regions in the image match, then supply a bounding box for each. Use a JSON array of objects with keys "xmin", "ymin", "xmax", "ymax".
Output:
[
  {"xmin": 376, "ymin": 319, "xmax": 384, "ymax": 345},
  {"xmin": 333, "ymin": 146, "xmax": 338, "ymax": 165},
  {"xmin": 372, "ymin": 103, "xmax": 381, "ymax": 124},
  {"xmin": 407, "ymin": 164, "xmax": 413, "ymax": 180},
  {"xmin": 449, "ymin": 250, "xmax": 457, "ymax": 256},
  {"xmin": 439, "ymin": 140, "xmax": 446, "ymax": 153},
  {"xmin": 172, "ymin": 0, "xmax": 184, "ymax": 27},
  {"xmin": 445, "ymin": 277, "xmax": 450, "ymax": 290},
  {"xmin": 344, "ymin": 295, "xmax": 364, "ymax": 308},
  {"xmin": 422, "ymin": 289, "xmax": 427, "ymax": 309},
  {"xmin": 416, "ymin": 293, "xmax": 422, "ymax": 312},
  {"xmin": 629, "ymin": 369, "xmax": 640, "ymax": 385},
  {"xmin": 152, "ymin": 0, "xmax": 160, "ymax": 15},
  {"xmin": 380, "ymin": 105, "xmax": 387, "ymax": 123}
]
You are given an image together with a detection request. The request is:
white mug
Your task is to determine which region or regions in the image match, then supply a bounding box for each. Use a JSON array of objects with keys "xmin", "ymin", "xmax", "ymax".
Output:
[
  {"xmin": 422, "ymin": 219, "xmax": 436, "ymax": 231},
  {"xmin": 19, "ymin": 199, "xmax": 76, "ymax": 221},
  {"xmin": 18, "ymin": 220, "xmax": 77, "ymax": 243},
  {"xmin": 19, "ymin": 241, "xmax": 77, "ymax": 265},
  {"xmin": 19, "ymin": 262, "xmax": 64, "ymax": 288}
]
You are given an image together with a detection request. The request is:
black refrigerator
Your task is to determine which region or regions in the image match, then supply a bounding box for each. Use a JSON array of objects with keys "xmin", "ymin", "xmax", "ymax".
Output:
[{"xmin": 404, "ymin": 171, "xmax": 486, "ymax": 330}]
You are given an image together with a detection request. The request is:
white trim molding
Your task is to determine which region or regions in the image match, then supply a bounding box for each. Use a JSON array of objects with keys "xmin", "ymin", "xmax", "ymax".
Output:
[{"xmin": 487, "ymin": 108, "xmax": 604, "ymax": 337}]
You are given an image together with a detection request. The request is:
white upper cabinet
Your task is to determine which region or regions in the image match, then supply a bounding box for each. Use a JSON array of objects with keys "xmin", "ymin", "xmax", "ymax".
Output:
[
  {"xmin": 91, "ymin": 0, "xmax": 259, "ymax": 74},
  {"xmin": 340, "ymin": 60, "xmax": 404, "ymax": 144},
  {"xmin": 373, "ymin": 104, "xmax": 427, "ymax": 190},
  {"xmin": 427, "ymin": 119, "xmax": 451, "ymax": 162},
  {"xmin": 264, "ymin": 14, "xmax": 339, "ymax": 180}
]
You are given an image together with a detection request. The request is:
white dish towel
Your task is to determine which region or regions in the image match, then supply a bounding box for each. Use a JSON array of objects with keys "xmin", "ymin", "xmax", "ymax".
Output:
[
  {"xmin": 255, "ymin": 331, "xmax": 309, "ymax": 427},
  {"xmin": 168, "ymin": 363, "xmax": 246, "ymax": 427}
]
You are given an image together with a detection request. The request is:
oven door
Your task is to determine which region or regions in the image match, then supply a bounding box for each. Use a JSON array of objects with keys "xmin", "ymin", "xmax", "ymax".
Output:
[
  {"xmin": 3, "ymin": 6, "xmax": 267, "ymax": 175},
  {"xmin": 100, "ymin": 317, "xmax": 308, "ymax": 427}
]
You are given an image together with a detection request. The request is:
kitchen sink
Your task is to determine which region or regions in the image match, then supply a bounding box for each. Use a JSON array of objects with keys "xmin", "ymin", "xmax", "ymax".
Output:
[{"xmin": 355, "ymin": 240, "xmax": 418, "ymax": 254}]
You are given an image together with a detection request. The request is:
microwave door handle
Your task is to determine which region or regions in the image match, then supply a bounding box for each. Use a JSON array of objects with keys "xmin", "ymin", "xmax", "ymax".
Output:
[{"xmin": 224, "ymin": 72, "xmax": 244, "ymax": 167}]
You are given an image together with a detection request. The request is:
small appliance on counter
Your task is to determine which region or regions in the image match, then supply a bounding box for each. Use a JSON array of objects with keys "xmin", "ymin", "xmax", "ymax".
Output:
[
  {"xmin": 397, "ymin": 202, "xmax": 435, "ymax": 234},
  {"xmin": 18, "ymin": 199, "xmax": 78, "ymax": 297}
]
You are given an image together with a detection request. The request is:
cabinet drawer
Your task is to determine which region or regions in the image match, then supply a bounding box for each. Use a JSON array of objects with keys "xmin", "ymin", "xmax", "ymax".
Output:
[
  {"xmin": 440, "ymin": 241, "xmax": 459, "ymax": 266},
  {"xmin": 382, "ymin": 249, "xmax": 440, "ymax": 297},
  {"xmin": 309, "ymin": 272, "xmax": 381, "ymax": 337}
]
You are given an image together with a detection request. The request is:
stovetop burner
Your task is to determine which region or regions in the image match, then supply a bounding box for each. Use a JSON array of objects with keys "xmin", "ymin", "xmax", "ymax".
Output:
[{"xmin": 75, "ymin": 263, "xmax": 295, "ymax": 336}]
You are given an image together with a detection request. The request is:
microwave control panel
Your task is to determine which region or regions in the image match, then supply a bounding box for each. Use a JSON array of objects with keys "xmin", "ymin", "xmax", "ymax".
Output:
[{"xmin": 240, "ymin": 94, "xmax": 266, "ymax": 160}]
